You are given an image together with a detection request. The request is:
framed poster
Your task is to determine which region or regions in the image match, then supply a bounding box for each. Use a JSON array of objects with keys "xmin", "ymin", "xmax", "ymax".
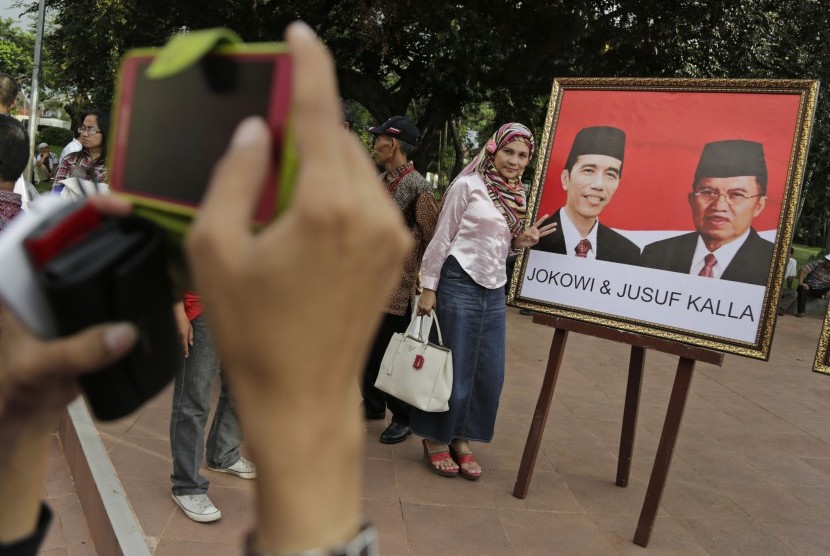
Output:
[
  {"xmin": 508, "ymin": 78, "xmax": 819, "ymax": 360},
  {"xmin": 813, "ymin": 303, "xmax": 830, "ymax": 375}
]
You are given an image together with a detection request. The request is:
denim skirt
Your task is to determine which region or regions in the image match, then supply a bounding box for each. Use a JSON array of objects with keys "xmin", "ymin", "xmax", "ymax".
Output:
[{"xmin": 410, "ymin": 256, "xmax": 506, "ymax": 444}]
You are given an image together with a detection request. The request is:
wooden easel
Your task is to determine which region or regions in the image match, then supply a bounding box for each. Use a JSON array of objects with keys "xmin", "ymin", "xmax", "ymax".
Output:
[{"xmin": 513, "ymin": 314, "xmax": 724, "ymax": 547}]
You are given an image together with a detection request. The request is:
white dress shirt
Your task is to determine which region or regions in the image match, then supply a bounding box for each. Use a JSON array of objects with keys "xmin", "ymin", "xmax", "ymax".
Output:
[
  {"xmin": 785, "ymin": 257, "xmax": 797, "ymax": 280},
  {"xmin": 58, "ymin": 138, "xmax": 82, "ymax": 169},
  {"xmin": 690, "ymin": 229, "xmax": 751, "ymax": 278},
  {"xmin": 13, "ymin": 176, "xmax": 39, "ymax": 212},
  {"xmin": 421, "ymin": 173, "xmax": 513, "ymax": 290},
  {"xmin": 559, "ymin": 208, "xmax": 599, "ymax": 259}
]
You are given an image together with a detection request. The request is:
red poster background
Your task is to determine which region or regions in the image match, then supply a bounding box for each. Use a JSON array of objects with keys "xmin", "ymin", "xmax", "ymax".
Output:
[{"xmin": 536, "ymin": 90, "xmax": 801, "ymax": 232}]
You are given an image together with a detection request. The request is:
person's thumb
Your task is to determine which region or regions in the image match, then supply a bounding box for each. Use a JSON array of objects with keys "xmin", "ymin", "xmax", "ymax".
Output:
[{"xmin": 41, "ymin": 322, "xmax": 139, "ymax": 377}]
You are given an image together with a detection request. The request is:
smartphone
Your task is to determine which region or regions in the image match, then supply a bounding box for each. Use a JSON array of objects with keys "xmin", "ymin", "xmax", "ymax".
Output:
[
  {"xmin": 109, "ymin": 43, "xmax": 295, "ymax": 233},
  {"xmin": 108, "ymin": 41, "xmax": 296, "ymax": 289}
]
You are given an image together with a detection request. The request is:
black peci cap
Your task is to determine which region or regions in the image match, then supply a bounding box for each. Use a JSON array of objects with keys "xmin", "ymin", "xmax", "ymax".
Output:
[
  {"xmin": 565, "ymin": 126, "xmax": 626, "ymax": 172},
  {"xmin": 693, "ymin": 139, "xmax": 767, "ymax": 193}
]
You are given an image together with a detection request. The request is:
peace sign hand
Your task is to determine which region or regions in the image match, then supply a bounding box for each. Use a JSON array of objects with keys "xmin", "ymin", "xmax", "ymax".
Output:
[{"xmin": 512, "ymin": 214, "xmax": 557, "ymax": 249}]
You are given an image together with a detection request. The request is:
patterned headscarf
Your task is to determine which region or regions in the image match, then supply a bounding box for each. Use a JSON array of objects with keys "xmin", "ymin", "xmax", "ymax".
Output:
[{"xmin": 454, "ymin": 122, "xmax": 534, "ymax": 236}]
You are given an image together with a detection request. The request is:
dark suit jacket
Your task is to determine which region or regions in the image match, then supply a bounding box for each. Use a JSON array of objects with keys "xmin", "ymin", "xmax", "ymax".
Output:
[
  {"xmin": 533, "ymin": 209, "xmax": 641, "ymax": 265},
  {"xmin": 640, "ymin": 228, "xmax": 773, "ymax": 286}
]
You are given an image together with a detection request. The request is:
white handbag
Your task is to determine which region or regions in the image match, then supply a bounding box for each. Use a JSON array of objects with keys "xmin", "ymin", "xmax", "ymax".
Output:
[
  {"xmin": 412, "ymin": 294, "xmax": 433, "ymax": 338},
  {"xmin": 375, "ymin": 311, "xmax": 453, "ymax": 412}
]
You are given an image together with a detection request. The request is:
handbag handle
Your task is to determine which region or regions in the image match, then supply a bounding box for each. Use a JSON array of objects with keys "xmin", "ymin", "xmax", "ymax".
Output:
[{"xmin": 406, "ymin": 310, "xmax": 444, "ymax": 347}]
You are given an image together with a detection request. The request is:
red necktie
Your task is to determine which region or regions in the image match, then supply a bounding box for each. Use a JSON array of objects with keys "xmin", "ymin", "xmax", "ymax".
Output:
[
  {"xmin": 575, "ymin": 239, "xmax": 592, "ymax": 258},
  {"xmin": 699, "ymin": 253, "xmax": 717, "ymax": 277}
]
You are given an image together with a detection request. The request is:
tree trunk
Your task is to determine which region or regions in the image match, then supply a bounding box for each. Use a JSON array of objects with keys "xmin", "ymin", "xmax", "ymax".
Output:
[{"xmin": 448, "ymin": 117, "xmax": 465, "ymax": 179}]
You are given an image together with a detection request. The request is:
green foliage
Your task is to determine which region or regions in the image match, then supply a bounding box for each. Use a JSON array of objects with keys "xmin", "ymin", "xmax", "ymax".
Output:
[
  {"xmin": 0, "ymin": 17, "xmax": 35, "ymax": 81},
  {"xmin": 36, "ymin": 124, "xmax": 72, "ymax": 146},
  {"xmin": 564, "ymin": 0, "xmax": 830, "ymax": 247},
  {"xmin": 29, "ymin": 0, "xmax": 830, "ymax": 245}
]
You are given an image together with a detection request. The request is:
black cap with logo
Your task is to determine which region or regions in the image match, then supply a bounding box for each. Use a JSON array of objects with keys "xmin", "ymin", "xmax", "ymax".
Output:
[{"xmin": 367, "ymin": 116, "xmax": 420, "ymax": 145}]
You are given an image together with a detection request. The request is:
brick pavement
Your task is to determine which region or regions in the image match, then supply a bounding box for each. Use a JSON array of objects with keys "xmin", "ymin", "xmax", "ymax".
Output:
[{"xmin": 47, "ymin": 306, "xmax": 830, "ymax": 555}]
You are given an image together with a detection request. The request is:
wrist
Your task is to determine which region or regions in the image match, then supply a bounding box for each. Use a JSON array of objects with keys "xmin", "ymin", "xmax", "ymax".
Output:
[
  {"xmin": 0, "ymin": 420, "xmax": 52, "ymax": 543},
  {"xmin": 247, "ymin": 522, "xmax": 377, "ymax": 556},
  {"xmin": 248, "ymin": 412, "xmax": 363, "ymax": 553}
]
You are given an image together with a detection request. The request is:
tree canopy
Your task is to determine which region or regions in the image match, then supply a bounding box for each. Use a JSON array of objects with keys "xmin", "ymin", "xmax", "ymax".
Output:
[
  {"xmin": 0, "ymin": 17, "xmax": 35, "ymax": 86},
  {"xmin": 28, "ymin": 0, "xmax": 830, "ymax": 246}
]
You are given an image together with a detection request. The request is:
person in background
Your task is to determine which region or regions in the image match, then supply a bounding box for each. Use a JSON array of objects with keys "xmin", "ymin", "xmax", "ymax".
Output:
[
  {"xmin": 779, "ymin": 247, "xmax": 798, "ymax": 315},
  {"xmin": 34, "ymin": 143, "xmax": 58, "ymax": 186},
  {"xmin": 0, "ymin": 73, "xmax": 17, "ymax": 116},
  {"xmin": 362, "ymin": 115, "xmax": 438, "ymax": 444},
  {"xmin": 57, "ymin": 129, "xmax": 83, "ymax": 169},
  {"xmin": 0, "ymin": 22, "xmax": 408, "ymax": 555},
  {"xmin": 414, "ymin": 123, "xmax": 556, "ymax": 480},
  {"xmin": 784, "ymin": 247, "xmax": 797, "ymax": 288},
  {"xmin": 0, "ymin": 114, "xmax": 28, "ymax": 229},
  {"xmin": 53, "ymin": 109, "xmax": 109, "ymax": 191},
  {"xmin": 169, "ymin": 293, "xmax": 255, "ymax": 523},
  {"xmin": 342, "ymin": 101, "xmax": 356, "ymax": 131},
  {"xmin": 795, "ymin": 254, "xmax": 830, "ymax": 317},
  {"xmin": 0, "ymin": 73, "xmax": 38, "ymax": 212}
]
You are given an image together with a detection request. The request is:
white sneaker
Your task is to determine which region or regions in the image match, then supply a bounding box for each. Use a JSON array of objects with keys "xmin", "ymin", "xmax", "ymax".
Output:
[
  {"xmin": 172, "ymin": 493, "xmax": 221, "ymax": 523},
  {"xmin": 208, "ymin": 456, "xmax": 256, "ymax": 479}
]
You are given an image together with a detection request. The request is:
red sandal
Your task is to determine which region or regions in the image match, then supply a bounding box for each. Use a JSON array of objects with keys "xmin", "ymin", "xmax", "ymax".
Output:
[
  {"xmin": 450, "ymin": 445, "xmax": 482, "ymax": 481},
  {"xmin": 422, "ymin": 440, "xmax": 458, "ymax": 477}
]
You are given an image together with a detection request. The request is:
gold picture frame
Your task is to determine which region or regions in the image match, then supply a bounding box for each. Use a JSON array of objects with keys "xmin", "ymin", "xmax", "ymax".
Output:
[
  {"xmin": 813, "ymin": 302, "xmax": 830, "ymax": 375},
  {"xmin": 508, "ymin": 78, "xmax": 819, "ymax": 360}
]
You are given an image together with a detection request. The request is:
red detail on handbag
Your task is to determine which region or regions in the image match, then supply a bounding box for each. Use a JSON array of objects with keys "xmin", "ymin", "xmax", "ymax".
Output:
[{"xmin": 413, "ymin": 354, "xmax": 425, "ymax": 370}]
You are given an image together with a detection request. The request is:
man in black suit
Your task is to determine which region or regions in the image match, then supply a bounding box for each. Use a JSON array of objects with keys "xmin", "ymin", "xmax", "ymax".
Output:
[
  {"xmin": 640, "ymin": 140, "xmax": 773, "ymax": 287},
  {"xmin": 534, "ymin": 126, "xmax": 640, "ymax": 265}
]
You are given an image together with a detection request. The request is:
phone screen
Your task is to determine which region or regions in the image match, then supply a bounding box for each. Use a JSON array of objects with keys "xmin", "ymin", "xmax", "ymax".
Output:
[{"xmin": 110, "ymin": 50, "xmax": 292, "ymax": 223}]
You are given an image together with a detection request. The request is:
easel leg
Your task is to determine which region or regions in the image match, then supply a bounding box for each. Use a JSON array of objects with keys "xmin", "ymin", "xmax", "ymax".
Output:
[
  {"xmin": 617, "ymin": 345, "xmax": 645, "ymax": 487},
  {"xmin": 513, "ymin": 328, "xmax": 568, "ymax": 499},
  {"xmin": 633, "ymin": 357, "xmax": 695, "ymax": 547}
]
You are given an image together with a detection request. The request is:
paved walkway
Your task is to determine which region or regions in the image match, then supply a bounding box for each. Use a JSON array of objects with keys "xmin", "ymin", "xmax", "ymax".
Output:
[
  {"xmin": 46, "ymin": 306, "xmax": 830, "ymax": 555},
  {"xmin": 40, "ymin": 433, "xmax": 97, "ymax": 555}
]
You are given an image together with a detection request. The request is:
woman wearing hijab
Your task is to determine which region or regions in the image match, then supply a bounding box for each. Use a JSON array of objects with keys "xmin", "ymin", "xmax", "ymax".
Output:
[{"xmin": 413, "ymin": 123, "xmax": 556, "ymax": 479}]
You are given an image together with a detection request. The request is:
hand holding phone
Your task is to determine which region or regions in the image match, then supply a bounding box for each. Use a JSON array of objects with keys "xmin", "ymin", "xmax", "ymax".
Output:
[
  {"xmin": 30, "ymin": 203, "xmax": 180, "ymax": 420},
  {"xmin": 0, "ymin": 197, "xmax": 180, "ymax": 420}
]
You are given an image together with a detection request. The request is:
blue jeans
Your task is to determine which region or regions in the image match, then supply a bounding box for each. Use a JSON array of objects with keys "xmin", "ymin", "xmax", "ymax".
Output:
[
  {"xmin": 170, "ymin": 315, "xmax": 242, "ymax": 495},
  {"xmin": 410, "ymin": 256, "xmax": 506, "ymax": 444}
]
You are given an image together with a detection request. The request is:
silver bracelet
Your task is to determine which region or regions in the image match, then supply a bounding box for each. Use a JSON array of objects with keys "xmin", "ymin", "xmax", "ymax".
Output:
[
  {"xmin": 510, "ymin": 238, "xmax": 523, "ymax": 254},
  {"xmin": 245, "ymin": 523, "xmax": 379, "ymax": 556}
]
